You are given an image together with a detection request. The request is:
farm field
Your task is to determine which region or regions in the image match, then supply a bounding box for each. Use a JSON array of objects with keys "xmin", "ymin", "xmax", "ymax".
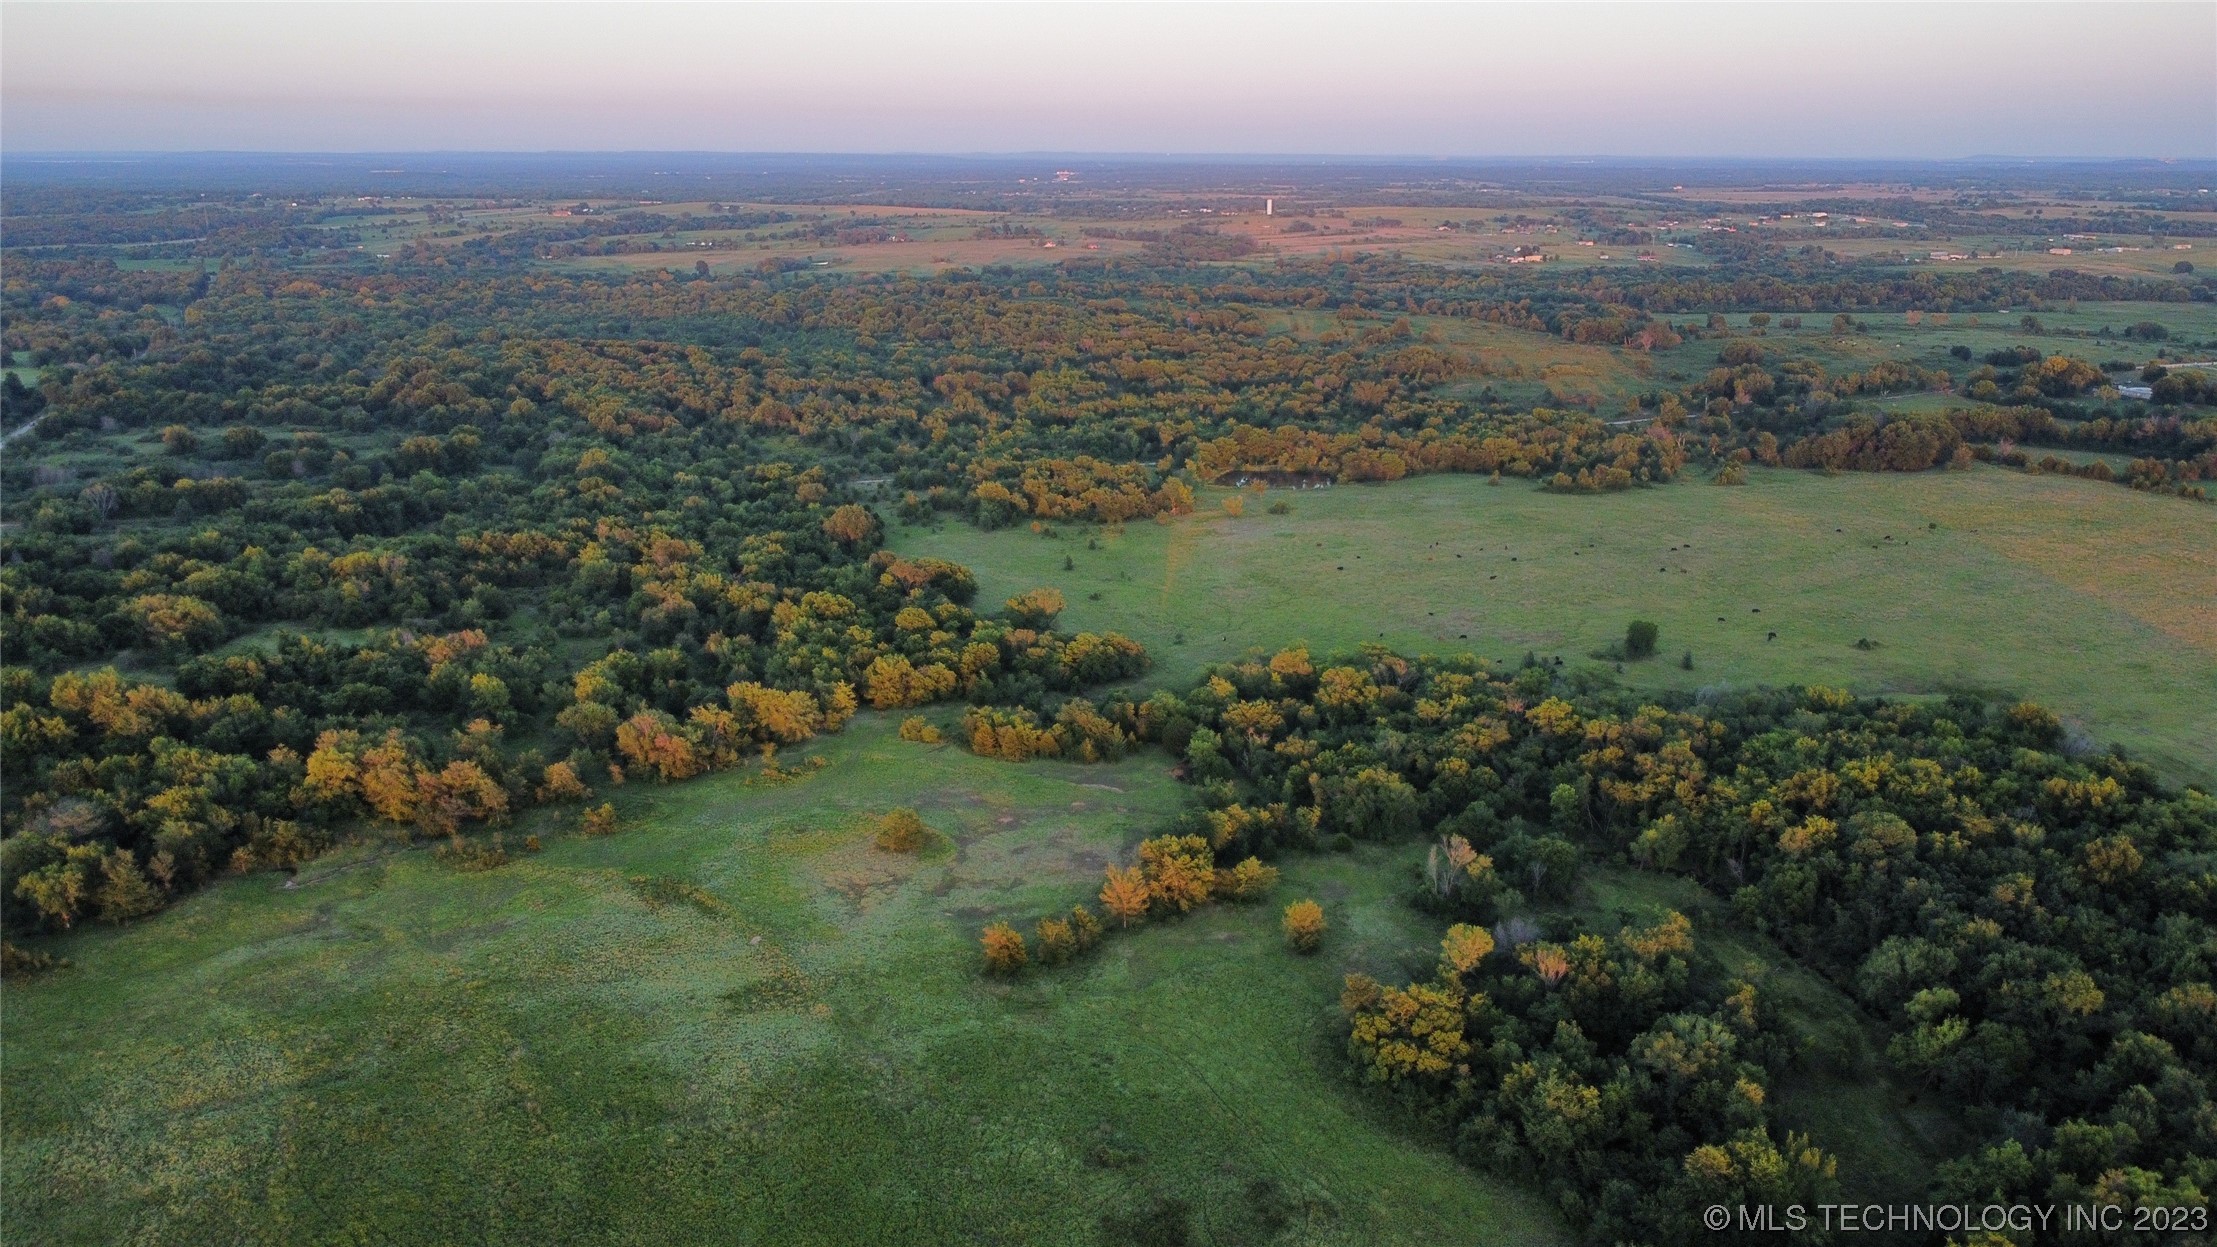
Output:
[
  {"xmin": 1283, "ymin": 302, "xmax": 2216, "ymax": 413},
  {"xmin": 901, "ymin": 466, "xmax": 2217, "ymax": 785},
  {"xmin": 565, "ymin": 232, "xmax": 1146, "ymax": 276},
  {"xmin": 0, "ymin": 714, "xmax": 1572, "ymax": 1247}
]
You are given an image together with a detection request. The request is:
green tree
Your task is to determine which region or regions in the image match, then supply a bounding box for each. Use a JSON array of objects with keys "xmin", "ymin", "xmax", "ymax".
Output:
[{"xmin": 1625, "ymin": 619, "xmax": 1659, "ymax": 659}]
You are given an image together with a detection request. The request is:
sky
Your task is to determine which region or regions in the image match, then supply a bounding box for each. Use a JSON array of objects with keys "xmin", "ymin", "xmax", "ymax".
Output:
[{"xmin": 4, "ymin": 2, "xmax": 2213, "ymax": 159}]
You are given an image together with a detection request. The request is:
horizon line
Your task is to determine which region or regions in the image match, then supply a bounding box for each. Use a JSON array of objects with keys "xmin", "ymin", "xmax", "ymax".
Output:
[{"xmin": 7, "ymin": 150, "xmax": 2215, "ymax": 165}]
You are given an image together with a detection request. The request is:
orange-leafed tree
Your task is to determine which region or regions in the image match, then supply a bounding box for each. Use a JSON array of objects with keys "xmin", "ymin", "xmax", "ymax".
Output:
[
  {"xmin": 1003, "ymin": 587, "xmax": 1067, "ymax": 628},
  {"xmin": 1138, "ymin": 834, "xmax": 1214, "ymax": 913},
  {"xmin": 536, "ymin": 760, "xmax": 590, "ymax": 803},
  {"xmin": 821, "ymin": 503, "xmax": 878, "ymax": 545},
  {"xmin": 358, "ymin": 730, "xmax": 423, "ymax": 825},
  {"xmin": 1526, "ymin": 943, "xmax": 1572, "ymax": 987},
  {"xmin": 1100, "ymin": 865, "xmax": 1151, "ymax": 927},
  {"xmin": 414, "ymin": 760, "xmax": 509, "ymax": 837},
  {"xmin": 863, "ymin": 655, "xmax": 957, "ymax": 710},
  {"xmin": 1441, "ymin": 923, "xmax": 1496, "ymax": 979},
  {"xmin": 614, "ymin": 710, "xmax": 703, "ymax": 782},
  {"xmin": 302, "ymin": 729, "xmax": 364, "ymax": 809},
  {"xmin": 727, "ymin": 681, "xmax": 824, "ymax": 743}
]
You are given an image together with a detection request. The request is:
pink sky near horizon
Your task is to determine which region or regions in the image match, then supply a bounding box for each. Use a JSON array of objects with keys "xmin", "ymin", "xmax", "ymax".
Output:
[{"xmin": 4, "ymin": 2, "xmax": 2213, "ymax": 158}]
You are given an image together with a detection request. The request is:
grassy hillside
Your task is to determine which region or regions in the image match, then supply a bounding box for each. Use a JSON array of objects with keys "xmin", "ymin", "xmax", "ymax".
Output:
[
  {"xmin": 1, "ymin": 715, "xmax": 1568, "ymax": 1247},
  {"xmin": 900, "ymin": 466, "xmax": 2217, "ymax": 785}
]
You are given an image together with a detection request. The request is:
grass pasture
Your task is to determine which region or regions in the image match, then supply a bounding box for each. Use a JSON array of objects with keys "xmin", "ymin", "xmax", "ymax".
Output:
[
  {"xmin": 1, "ymin": 714, "xmax": 1570, "ymax": 1247},
  {"xmin": 1274, "ymin": 300, "xmax": 2215, "ymax": 418},
  {"xmin": 901, "ymin": 467, "xmax": 2217, "ymax": 785},
  {"xmin": 1682, "ymin": 302, "xmax": 2217, "ymax": 360}
]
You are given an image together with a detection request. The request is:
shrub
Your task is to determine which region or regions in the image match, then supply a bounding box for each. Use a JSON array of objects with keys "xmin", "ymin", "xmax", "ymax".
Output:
[
  {"xmin": 876, "ymin": 807, "xmax": 928, "ymax": 853},
  {"xmin": 1003, "ymin": 587, "xmax": 1067, "ymax": 628},
  {"xmin": 1036, "ymin": 916, "xmax": 1076, "ymax": 964},
  {"xmin": 981, "ymin": 922, "xmax": 1028, "ymax": 975},
  {"xmin": 897, "ymin": 715, "xmax": 942, "ymax": 744},
  {"xmin": 536, "ymin": 760, "xmax": 590, "ymax": 802},
  {"xmin": 1283, "ymin": 899, "xmax": 1326, "ymax": 953},
  {"xmin": 1625, "ymin": 619, "xmax": 1659, "ymax": 659},
  {"xmin": 0, "ymin": 941, "xmax": 55, "ymax": 978},
  {"xmin": 433, "ymin": 833, "xmax": 509, "ymax": 873},
  {"xmin": 1069, "ymin": 904, "xmax": 1104, "ymax": 951},
  {"xmin": 1218, "ymin": 856, "xmax": 1281, "ymax": 902},
  {"xmin": 581, "ymin": 803, "xmax": 618, "ymax": 837}
]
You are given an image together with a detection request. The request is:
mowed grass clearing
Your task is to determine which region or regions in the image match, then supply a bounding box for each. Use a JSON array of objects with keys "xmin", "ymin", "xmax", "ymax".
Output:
[
  {"xmin": 2, "ymin": 714, "xmax": 1567, "ymax": 1247},
  {"xmin": 900, "ymin": 467, "xmax": 2217, "ymax": 785}
]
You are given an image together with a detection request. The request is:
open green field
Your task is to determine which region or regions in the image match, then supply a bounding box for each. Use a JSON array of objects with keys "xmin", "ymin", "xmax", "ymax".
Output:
[
  {"xmin": 1, "ymin": 714, "xmax": 1570, "ymax": 1247},
  {"xmin": 900, "ymin": 467, "xmax": 2217, "ymax": 785}
]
